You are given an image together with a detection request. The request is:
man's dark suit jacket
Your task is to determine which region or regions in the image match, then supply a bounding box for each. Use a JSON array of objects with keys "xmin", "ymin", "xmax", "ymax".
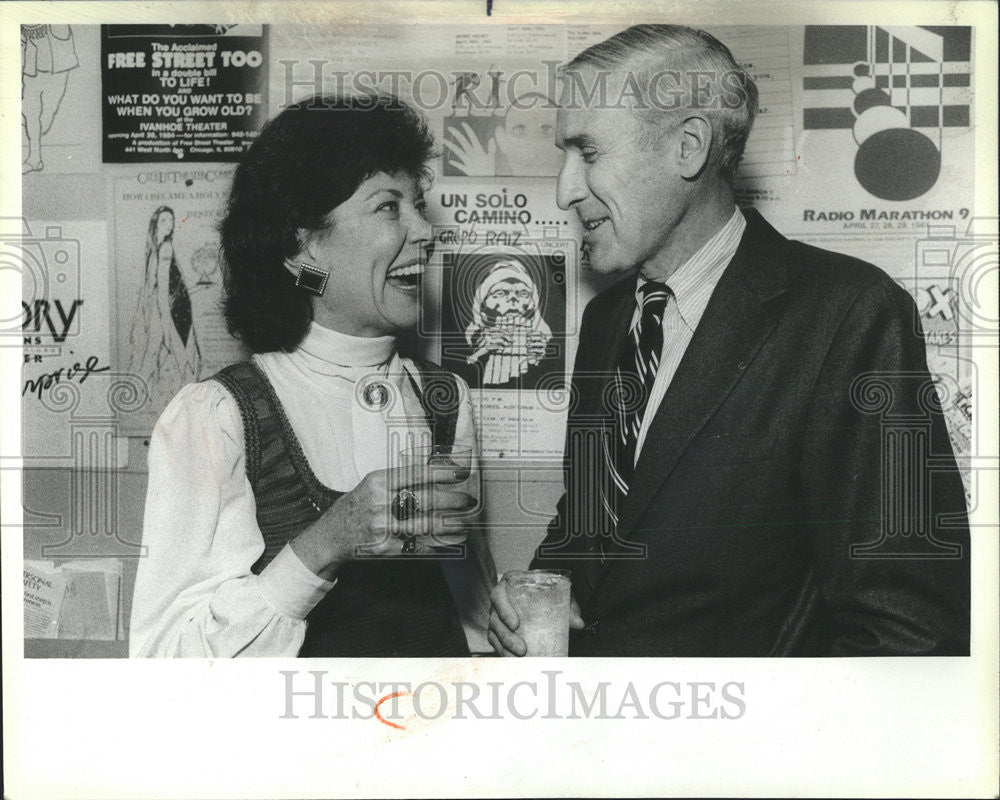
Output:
[{"xmin": 532, "ymin": 209, "xmax": 970, "ymax": 656}]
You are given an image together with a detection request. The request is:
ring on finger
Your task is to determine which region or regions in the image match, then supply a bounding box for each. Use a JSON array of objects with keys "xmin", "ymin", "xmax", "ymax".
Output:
[{"xmin": 392, "ymin": 488, "xmax": 419, "ymax": 521}]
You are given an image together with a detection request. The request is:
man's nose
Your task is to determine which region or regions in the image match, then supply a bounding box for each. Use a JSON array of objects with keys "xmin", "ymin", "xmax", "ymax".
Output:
[{"xmin": 556, "ymin": 156, "xmax": 586, "ymax": 211}]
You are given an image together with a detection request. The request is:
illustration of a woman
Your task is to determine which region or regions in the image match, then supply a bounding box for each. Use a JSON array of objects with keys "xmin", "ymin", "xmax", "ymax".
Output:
[
  {"xmin": 464, "ymin": 259, "xmax": 551, "ymax": 386},
  {"xmin": 128, "ymin": 206, "xmax": 202, "ymax": 405}
]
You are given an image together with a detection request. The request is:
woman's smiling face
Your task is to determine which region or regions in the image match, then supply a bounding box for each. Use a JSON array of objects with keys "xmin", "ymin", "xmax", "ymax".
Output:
[{"xmin": 297, "ymin": 171, "xmax": 433, "ymax": 338}]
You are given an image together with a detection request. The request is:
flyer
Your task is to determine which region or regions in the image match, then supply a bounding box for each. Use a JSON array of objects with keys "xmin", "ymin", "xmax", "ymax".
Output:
[
  {"xmin": 429, "ymin": 180, "xmax": 576, "ymax": 458},
  {"xmin": 101, "ymin": 24, "xmax": 268, "ymax": 162},
  {"xmin": 110, "ymin": 166, "xmax": 247, "ymax": 432}
]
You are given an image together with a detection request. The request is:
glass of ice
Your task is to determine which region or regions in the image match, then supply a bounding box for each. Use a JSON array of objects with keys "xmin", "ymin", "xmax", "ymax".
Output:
[
  {"xmin": 504, "ymin": 569, "xmax": 572, "ymax": 656},
  {"xmin": 398, "ymin": 444, "xmax": 476, "ymax": 549}
]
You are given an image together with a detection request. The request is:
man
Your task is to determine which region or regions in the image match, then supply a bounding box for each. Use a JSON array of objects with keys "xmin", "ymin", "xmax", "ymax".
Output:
[{"xmin": 488, "ymin": 25, "xmax": 970, "ymax": 656}]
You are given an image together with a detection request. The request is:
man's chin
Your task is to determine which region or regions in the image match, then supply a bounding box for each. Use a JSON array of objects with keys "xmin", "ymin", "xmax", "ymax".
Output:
[{"xmin": 582, "ymin": 246, "xmax": 634, "ymax": 275}]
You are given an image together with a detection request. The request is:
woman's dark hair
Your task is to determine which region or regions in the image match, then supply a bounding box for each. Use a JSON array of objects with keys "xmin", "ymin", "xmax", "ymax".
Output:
[
  {"xmin": 220, "ymin": 94, "xmax": 436, "ymax": 352},
  {"xmin": 145, "ymin": 205, "xmax": 175, "ymax": 272}
]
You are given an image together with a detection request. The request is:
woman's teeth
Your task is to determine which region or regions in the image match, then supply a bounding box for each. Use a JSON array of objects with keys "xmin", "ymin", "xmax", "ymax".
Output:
[{"xmin": 387, "ymin": 264, "xmax": 423, "ymax": 288}]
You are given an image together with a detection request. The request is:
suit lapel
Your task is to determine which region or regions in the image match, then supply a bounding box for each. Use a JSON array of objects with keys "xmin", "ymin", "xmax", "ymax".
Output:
[
  {"xmin": 602, "ymin": 210, "xmax": 792, "ymax": 561},
  {"xmin": 584, "ymin": 281, "xmax": 635, "ymax": 416},
  {"xmin": 570, "ymin": 280, "xmax": 635, "ymax": 598}
]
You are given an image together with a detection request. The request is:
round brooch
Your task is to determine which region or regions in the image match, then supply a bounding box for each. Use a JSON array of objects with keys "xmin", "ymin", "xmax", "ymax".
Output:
[{"xmin": 362, "ymin": 381, "xmax": 389, "ymax": 409}]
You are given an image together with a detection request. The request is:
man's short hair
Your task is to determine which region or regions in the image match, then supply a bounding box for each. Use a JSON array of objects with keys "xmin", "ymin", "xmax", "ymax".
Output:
[{"xmin": 564, "ymin": 24, "xmax": 759, "ymax": 181}]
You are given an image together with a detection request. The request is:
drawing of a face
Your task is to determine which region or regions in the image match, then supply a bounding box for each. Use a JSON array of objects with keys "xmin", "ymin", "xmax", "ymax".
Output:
[
  {"xmin": 483, "ymin": 277, "xmax": 535, "ymax": 321},
  {"xmin": 464, "ymin": 259, "xmax": 553, "ymax": 386},
  {"xmin": 495, "ymin": 94, "xmax": 560, "ymax": 176},
  {"xmin": 155, "ymin": 210, "xmax": 174, "ymax": 243},
  {"xmin": 191, "ymin": 245, "xmax": 220, "ymax": 285}
]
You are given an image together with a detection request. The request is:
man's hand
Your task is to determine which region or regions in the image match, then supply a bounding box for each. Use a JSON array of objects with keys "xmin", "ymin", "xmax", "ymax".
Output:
[{"xmin": 487, "ymin": 578, "xmax": 584, "ymax": 656}]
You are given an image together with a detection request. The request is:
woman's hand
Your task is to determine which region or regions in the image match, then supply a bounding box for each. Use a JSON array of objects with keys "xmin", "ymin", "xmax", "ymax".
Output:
[{"xmin": 290, "ymin": 463, "xmax": 477, "ymax": 580}]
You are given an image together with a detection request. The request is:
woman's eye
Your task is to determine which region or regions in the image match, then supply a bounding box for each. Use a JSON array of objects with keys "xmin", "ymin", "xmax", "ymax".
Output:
[
  {"xmin": 581, "ymin": 149, "xmax": 598, "ymax": 163},
  {"xmin": 377, "ymin": 200, "xmax": 399, "ymax": 213}
]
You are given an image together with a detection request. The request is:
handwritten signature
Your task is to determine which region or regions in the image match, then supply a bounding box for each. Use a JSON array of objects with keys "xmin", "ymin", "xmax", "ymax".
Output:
[{"xmin": 22, "ymin": 355, "xmax": 111, "ymax": 400}]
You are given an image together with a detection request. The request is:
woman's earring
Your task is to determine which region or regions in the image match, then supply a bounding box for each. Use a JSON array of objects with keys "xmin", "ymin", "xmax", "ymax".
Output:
[{"xmin": 291, "ymin": 261, "xmax": 330, "ymax": 296}]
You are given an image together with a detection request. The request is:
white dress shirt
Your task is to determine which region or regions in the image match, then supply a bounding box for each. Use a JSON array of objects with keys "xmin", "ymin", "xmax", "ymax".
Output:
[
  {"xmin": 631, "ymin": 208, "xmax": 747, "ymax": 460},
  {"xmin": 130, "ymin": 322, "xmax": 494, "ymax": 657}
]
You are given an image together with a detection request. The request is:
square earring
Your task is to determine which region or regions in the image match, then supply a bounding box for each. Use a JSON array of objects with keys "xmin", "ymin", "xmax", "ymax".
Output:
[{"xmin": 294, "ymin": 262, "xmax": 330, "ymax": 296}]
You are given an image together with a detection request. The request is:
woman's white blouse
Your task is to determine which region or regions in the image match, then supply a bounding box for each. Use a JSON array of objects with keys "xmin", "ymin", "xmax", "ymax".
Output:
[{"xmin": 129, "ymin": 322, "xmax": 495, "ymax": 657}]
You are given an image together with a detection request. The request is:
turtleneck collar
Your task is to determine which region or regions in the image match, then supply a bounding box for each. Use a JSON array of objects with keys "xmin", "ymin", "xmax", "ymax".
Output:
[{"xmin": 297, "ymin": 321, "xmax": 397, "ymax": 370}]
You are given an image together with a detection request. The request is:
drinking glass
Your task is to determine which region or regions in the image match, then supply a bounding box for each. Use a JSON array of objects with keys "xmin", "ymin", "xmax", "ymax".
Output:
[
  {"xmin": 398, "ymin": 444, "xmax": 476, "ymax": 550},
  {"xmin": 504, "ymin": 569, "xmax": 572, "ymax": 656}
]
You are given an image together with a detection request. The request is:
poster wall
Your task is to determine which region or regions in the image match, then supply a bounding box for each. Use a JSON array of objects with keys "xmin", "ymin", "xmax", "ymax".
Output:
[
  {"xmin": 11, "ymin": 21, "xmax": 982, "ymax": 485},
  {"xmin": 9, "ymin": 20, "xmax": 983, "ymax": 486},
  {"xmin": 5, "ymin": 25, "xmax": 989, "ymax": 595},
  {"xmin": 4, "ymin": 7, "xmax": 997, "ymax": 800}
]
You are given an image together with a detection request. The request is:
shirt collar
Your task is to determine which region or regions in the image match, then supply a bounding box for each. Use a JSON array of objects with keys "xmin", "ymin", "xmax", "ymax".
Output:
[
  {"xmin": 297, "ymin": 321, "xmax": 397, "ymax": 370},
  {"xmin": 636, "ymin": 207, "xmax": 746, "ymax": 331}
]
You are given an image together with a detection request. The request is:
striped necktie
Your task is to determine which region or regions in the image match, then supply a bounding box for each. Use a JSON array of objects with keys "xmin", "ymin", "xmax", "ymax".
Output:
[{"xmin": 601, "ymin": 281, "xmax": 670, "ymax": 530}]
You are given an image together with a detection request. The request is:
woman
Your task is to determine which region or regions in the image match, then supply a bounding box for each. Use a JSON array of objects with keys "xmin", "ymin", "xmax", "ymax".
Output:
[
  {"xmin": 130, "ymin": 94, "xmax": 495, "ymax": 657},
  {"xmin": 127, "ymin": 205, "xmax": 202, "ymax": 407}
]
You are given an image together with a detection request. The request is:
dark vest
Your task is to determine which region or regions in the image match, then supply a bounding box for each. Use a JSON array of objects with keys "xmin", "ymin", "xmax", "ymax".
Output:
[{"xmin": 212, "ymin": 359, "xmax": 470, "ymax": 657}]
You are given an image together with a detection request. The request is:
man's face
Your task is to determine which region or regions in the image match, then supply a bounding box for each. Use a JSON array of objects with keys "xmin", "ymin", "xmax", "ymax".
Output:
[{"xmin": 555, "ymin": 67, "xmax": 688, "ymax": 277}]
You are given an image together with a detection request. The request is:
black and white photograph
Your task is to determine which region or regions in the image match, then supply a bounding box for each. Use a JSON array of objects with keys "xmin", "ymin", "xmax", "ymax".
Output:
[{"xmin": 2, "ymin": 2, "xmax": 998, "ymax": 799}]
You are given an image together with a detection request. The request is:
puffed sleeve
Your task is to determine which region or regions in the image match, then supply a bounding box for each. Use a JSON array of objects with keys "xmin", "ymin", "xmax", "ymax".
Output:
[
  {"xmin": 129, "ymin": 381, "xmax": 335, "ymax": 657},
  {"xmin": 439, "ymin": 375, "xmax": 497, "ymax": 653}
]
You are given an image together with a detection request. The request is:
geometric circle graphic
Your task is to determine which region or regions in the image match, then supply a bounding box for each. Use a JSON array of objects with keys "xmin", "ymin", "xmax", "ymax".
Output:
[
  {"xmin": 853, "ymin": 105, "xmax": 910, "ymax": 145},
  {"xmin": 853, "ymin": 87, "xmax": 892, "ymax": 115},
  {"xmin": 854, "ymin": 128, "xmax": 942, "ymax": 201}
]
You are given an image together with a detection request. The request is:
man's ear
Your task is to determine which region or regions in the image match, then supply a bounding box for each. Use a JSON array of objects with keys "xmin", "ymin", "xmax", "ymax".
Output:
[{"xmin": 677, "ymin": 115, "xmax": 713, "ymax": 180}]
